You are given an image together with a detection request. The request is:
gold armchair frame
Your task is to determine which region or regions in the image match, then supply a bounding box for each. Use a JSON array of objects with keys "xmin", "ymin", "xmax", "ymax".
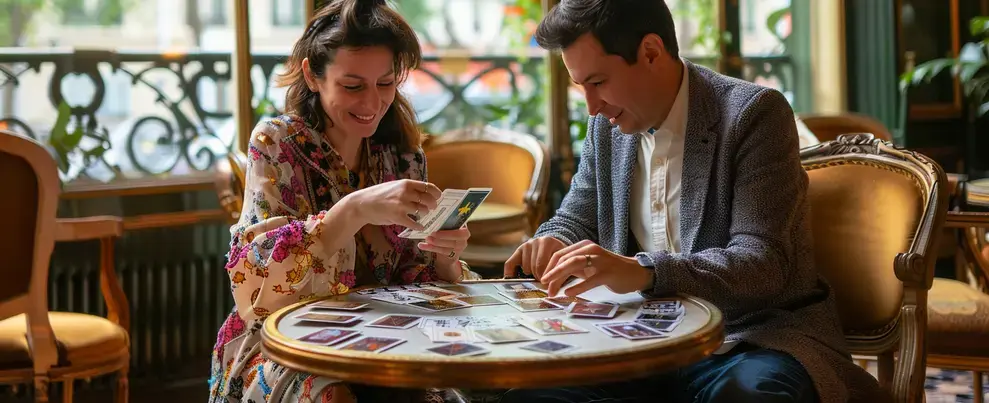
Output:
[{"xmin": 800, "ymin": 133, "xmax": 948, "ymax": 402}]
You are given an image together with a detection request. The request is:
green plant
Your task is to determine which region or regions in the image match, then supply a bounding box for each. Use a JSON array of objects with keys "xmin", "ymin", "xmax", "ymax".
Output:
[
  {"xmin": 900, "ymin": 16, "xmax": 989, "ymax": 117},
  {"xmin": 47, "ymin": 102, "xmax": 120, "ymax": 182}
]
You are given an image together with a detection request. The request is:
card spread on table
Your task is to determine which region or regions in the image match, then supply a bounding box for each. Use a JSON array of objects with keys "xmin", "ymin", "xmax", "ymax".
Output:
[
  {"xmin": 566, "ymin": 301, "xmax": 620, "ymax": 318},
  {"xmin": 419, "ymin": 315, "xmax": 518, "ymax": 329},
  {"xmin": 399, "ymin": 188, "xmax": 492, "ymax": 239},
  {"xmin": 519, "ymin": 317, "xmax": 587, "ymax": 335},
  {"xmin": 366, "ymin": 314, "xmax": 423, "ymax": 329},
  {"xmin": 454, "ymin": 295, "xmax": 506, "ymax": 306},
  {"xmin": 599, "ymin": 322, "xmax": 667, "ymax": 340},
  {"xmin": 473, "ymin": 327, "xmax": 536, "ymax": 344},
  {"xmin": 371, "ymin": 292, "xmax": 423, "ymax": 305},
  {"xmin": 593, "ymin": 323, "xmax": 622, "ymax": 337},
  {"xmin": 498, "ymin": 282, "xmax": 539, "ymax": 291},
  {"xmin": 338, "ymin": 336, "xmax": 406, "ymax": 353},
  {"xmin": 399, "ymin": 287, "xmax": 464, "ymax": 300},
  {"xmin": 509, "ymin": 298, "xmax": 561, "ymax": 312},
  {"xmin": 298, "ymin": 329, "xmax": 361, "ymax": 346},
  {"xmin": 542, "ymin": 295, "xmax": 590, "ymax": 308},
  {"xmin": 521, "ymin": 340, "xmax": 577, "ymax": 354},
  {"xmin": 310, "ymin": 301, "xmax": 369, "ymax": 311},
  {"xmin": 637, "ymin": 319, "xmax": 681, "ymax": 333},
  {"xmin": 499, "ymin": 289, "xmax": 549, "ymax": 300},
  {"xmin": 293, "ymin": 312, "xmax": 361, "ymax": 324},
  {"xmin": 407, "ymin": 299, "xmax": 469, "ymax": 312},
  {"xmin": 426, "ymin": 342, "xmax": 490, "ymax": 357},
  {"xmin": 429, "ymin": 327, "xmax": 473, "ymax": 343}
]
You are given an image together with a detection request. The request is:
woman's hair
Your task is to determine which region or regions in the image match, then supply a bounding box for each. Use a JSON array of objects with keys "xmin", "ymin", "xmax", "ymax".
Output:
[{"xmin": 276, "ymin": 0, "xmax": 423, "ymax": 152}]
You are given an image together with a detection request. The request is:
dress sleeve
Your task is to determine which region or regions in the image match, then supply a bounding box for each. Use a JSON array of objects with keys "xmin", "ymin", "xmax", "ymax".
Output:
[{"xmin": 225, "ymin": 119, "xmax": 355, "ymax": 322}]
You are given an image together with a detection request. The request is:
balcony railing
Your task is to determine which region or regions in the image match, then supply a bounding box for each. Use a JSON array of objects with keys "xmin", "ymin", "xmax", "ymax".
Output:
[{"xmin": 0, "ymin": 48, "xmax": 795, "ymax": 184}]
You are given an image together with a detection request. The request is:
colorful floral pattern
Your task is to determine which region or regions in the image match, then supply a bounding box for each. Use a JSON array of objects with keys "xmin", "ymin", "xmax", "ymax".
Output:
[{"xmin": 208, "ymin": 114, "xmax": 446, "ymax": 402}]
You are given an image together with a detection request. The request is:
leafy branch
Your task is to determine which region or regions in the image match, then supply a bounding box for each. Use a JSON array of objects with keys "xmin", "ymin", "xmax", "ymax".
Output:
[{"xmin": 900, "ymin": 16, "xmax": 989, "ymax": 117}]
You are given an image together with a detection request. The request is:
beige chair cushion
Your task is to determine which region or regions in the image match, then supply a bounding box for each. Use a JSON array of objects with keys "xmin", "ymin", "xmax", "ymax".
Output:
[
  {"xmin": 0, "ymin": 312, "xmax": 128, "ymax": 370},
  {"xmin": 807, "ymin": 164, "xmax": 920, "ymax": 334},
  {"xmin": 928, "ymin": 278, "xmax": 989, "ymax": 357}
]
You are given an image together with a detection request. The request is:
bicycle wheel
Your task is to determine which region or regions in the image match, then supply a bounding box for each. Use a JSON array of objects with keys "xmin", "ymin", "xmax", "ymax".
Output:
[{"xmin": 127, "ymin": 116, "xmax": 182, "ymax": 175}]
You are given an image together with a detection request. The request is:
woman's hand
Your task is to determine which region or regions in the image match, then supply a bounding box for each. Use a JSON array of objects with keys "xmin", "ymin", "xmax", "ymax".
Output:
[
  {"xmin": 419, "ymin": 226, "xmax": 471, "ymax": 280},
  {"xmin": 340, "ymin": 179, "xmax": 442, "ymax": 229}
]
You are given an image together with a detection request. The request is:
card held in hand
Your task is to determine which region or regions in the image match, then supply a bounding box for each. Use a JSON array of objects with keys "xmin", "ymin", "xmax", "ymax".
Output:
[{"xmin": 399, "ymin": 188, "xmax": 492, "ymax": 239}]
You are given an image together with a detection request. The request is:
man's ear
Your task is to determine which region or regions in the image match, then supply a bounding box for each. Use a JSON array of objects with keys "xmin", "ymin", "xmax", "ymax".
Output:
[{"xmin": 638, "ymin": 33, "xmax": 667, "ymax": 65}]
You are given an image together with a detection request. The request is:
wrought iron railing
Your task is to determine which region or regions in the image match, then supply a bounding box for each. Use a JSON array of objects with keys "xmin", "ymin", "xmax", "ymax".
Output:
[{"xmin": 0, "ymin": 48, "xmax": 794, "ymax": 182}]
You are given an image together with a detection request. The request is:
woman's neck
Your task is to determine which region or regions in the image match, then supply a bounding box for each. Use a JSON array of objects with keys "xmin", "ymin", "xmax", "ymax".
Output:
[{"xmin": 324, "ymin": 126, "xmax": 363, "ymax": 169}]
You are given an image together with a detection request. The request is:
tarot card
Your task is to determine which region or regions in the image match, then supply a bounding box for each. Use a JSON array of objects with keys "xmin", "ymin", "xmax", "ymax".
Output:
[
  {"xmin": 293, "ymin": 312, "xmax": 361, "ymax": 325},
  {"xmin": 509, "ymin": 298, "xmax": 561, "ymax": 312},
  {"xmin": 518, "ymin": 317, "xmax": 588, "ymax": 335},
  {"xmin": 298, "ymin": 329, "xmax": 361, "ymax": 346},
  {"xmin": 371, "ymin": 292, "xmax": 422, "ymax": 305},
  {"xmin": 636, "ymin": 319, "xmax": 681, "ymax": 333},
  {"xmin": 338, "ymin": 336, "xmax": 406, "ymax": 353},
  {"xmin": 400, "ymin": 188, "xmax": 492, "ymax": 239},
  {"xmin": 454, "ymin": 295, "xmax": 506, "ymax": 306},
  {"xmin": 366, "ymin": 314, "xmax": 423, "ymax": 330},
  {"xmin": 634, "ymin": 310, "xmax": 683, "ymax": 321},
  {"xmin": 356, "ymin": 289, "xmax": 377, "ymax": 295},
  {"xmin": 520, "ymin": 340, "xmax": 577, "ymax": 354},
  {"xmin": 310, "ymin": 301, "xmax": 369, "ymax": 311},
  {"xmin": 425, "ymin": 342, "xmax": 490, "ymax": 357},
  {"xmin": 542, "ymin": 295, "xmax": 590, "ymax": 308},
  {"xmin": 566, "ymin": 302, "xmax": 620, "ymax": 319},
  {"xmin": 407, "ymin": 299, "xmax": 470, "ymax": 312},
  {"xmin": 498, "ymin": 282, "xmax": 539, "ymax": 291},
  {"xmin": 400, "ymin": 287, "xmax": 463, "ymax": 300},
  {"xmin": 593, "ymin": 323, "xmax": 622, "ymax": 337},
  {"xmin": 438, "ymin": 189, "xmax": 491, "ymax": 231},
  {"xmin": 429, "ymin": 327, "xmax": 473, "ymax": 343},
  {"xmin": 641, "ymin": 299, "xmax": 681, "ymax": 311},
  {"xmin": 473, "ymin": 327, "xmax": 536, "ymax": 344},
  {"xmin": 499, "ymin": 289, "xmax": 550, "ymax": 300},
  {"xmin": 600, "ymin": 322, "xmax": 667, "ymax": 340}
]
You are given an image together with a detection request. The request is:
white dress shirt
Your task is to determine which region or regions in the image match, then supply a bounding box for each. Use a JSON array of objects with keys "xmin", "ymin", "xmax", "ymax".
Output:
[{"xmin": 629, "ymin": 60, "xmax": 688, "ymax": 255}]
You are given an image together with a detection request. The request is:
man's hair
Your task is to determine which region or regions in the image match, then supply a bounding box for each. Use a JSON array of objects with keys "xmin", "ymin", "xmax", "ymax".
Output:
[{"xmin": 534, "ymin": 0, "xmax": 679, "ymax": 64}]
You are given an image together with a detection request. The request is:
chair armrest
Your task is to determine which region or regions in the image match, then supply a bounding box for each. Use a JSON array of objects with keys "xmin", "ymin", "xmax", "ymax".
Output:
[{"xmin": 55, "ymin": 216, "xmax": 124, "ymax": 242}]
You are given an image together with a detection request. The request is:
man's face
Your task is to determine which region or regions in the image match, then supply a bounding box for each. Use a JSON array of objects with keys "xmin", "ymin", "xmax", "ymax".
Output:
[{"xmin": 562, "ymin": 33, "xmax": 666, "ymax": 134}]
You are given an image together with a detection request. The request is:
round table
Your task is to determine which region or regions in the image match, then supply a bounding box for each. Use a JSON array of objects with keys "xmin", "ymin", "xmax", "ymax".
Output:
[{"xmin": 261, "ymin": 279, "xmax": 724, "ymax": 389}]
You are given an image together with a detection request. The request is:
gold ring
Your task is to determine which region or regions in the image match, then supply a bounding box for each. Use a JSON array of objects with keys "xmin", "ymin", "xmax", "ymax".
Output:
[
  {"xmin": 414, "ymin": 207, "xmax": 419, "ymax": 217},
  {"xmin": 448, "ymin": 251, "xmax": 456, "ymax": 258},
  {"xmin": 584, "ymin": 255, "xmax": 592, "ymax": 267}
]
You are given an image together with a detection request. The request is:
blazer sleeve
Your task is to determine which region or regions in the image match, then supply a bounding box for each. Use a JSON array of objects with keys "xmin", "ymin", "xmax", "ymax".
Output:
[
  {"xmin": 636, "ymin": 88, "xmax": 806, "ymax": 317},
  {"xmin": 533, "ymin": 115, "xmax": 601, "ymax": 245}
]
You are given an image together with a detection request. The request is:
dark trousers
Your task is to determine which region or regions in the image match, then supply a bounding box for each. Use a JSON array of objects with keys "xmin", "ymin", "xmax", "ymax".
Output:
[{"xmin": 496, "ymin": 343, "xmax": 818, "ymax": 403}]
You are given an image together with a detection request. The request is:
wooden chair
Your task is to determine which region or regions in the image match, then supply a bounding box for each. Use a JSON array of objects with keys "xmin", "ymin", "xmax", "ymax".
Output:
[
  {"xmin": 0, "ymin": 130, "xmax": 129, "ymax": 402},
  {"xmin": 215, "ymin": 150, "xmax": 248, "ymax": 224},
  {"xmin": 798, "ymin": 113, "xmax": 894, "ymax": 143},
  {"xmin": 800, "ymin": 133, "xmax": 949, "ymax": 402},
  {"xmin": 925, "ymin": 179, "xmax": 989, "ymax": 403},
  {"xmin": 423, "ymin": 126, "xmax": 550, "ymax": 270}
]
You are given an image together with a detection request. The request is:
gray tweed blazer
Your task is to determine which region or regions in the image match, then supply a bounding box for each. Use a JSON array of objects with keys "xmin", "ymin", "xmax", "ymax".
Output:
[{"xmin": 535, "ymin": 62, "xmax": 866, "ymax": 402}]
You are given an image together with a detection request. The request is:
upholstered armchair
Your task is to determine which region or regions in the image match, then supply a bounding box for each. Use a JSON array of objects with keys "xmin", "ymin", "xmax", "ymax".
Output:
[
  {"xmin": 423, "ymin": 126, "xmax": 550, "ymax": 271},
  {"xmin": 798, "ymin": 113, "xmax": 894, "ymax": 143},
  {"xmin": 800, "ymin": 133, "xmax": 949, "ymax": 402},
  {"xmin": 0, "ymin": 131, "xmax": 130, "ymax": 402},
  {"xmin": 215, "ymin": 150, "xmax": 248, "ymax": 224}
]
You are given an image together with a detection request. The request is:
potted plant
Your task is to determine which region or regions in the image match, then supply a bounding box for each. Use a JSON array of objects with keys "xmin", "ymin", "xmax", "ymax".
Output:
[{"xmin": 900, "ymin": 16, "xmax": 988, "ymax": 176}]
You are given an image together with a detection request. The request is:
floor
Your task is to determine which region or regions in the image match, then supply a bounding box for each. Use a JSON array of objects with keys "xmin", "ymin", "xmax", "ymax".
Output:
[{"xmin": 863, "ymin": 361, "xmax": 987, "ymax": 402}]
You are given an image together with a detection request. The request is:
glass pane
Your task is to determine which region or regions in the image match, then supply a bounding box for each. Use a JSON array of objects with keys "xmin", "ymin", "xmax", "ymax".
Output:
[{"xmin": 738, "ymin": 0, "xmax": 795, "ymax": 104}]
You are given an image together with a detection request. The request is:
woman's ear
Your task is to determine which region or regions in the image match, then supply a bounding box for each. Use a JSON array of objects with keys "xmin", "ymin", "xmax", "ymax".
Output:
[{"xmin": 301, "ymin": 57, "xmax": 317, "ymax": 91}]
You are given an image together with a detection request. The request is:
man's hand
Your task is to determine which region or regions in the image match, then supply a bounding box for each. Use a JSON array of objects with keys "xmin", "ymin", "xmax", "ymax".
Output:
[
  {"xmin": 541, "ymin": 240, "xmax": 654, "ymax": 297},
  {"xmin": 503, "ymin": 236, "xmax": 568, "ymax": 280}
]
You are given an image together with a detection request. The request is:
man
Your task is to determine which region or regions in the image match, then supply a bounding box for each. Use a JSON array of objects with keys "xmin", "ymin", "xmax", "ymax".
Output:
[{"xmin": 500, "ymin": 1, "xmax": 874, "ymax": 402}]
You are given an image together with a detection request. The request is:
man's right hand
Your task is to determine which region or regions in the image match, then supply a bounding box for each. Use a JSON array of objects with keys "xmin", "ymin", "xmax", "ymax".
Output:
[{"xmin": 503, "ymin": 236, "xmax": 568, "ymax": 281}]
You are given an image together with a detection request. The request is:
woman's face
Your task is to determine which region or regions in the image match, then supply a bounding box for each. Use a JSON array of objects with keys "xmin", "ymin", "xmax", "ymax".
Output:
[{"xmin": 304, "ymin": 46, "xmax": 397, "ymax": 139}]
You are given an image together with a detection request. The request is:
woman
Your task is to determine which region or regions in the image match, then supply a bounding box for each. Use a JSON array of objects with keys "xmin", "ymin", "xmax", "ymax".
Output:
[{"xmin": 208, "ymin": 1, "xmax": 479, "ymax": 401}]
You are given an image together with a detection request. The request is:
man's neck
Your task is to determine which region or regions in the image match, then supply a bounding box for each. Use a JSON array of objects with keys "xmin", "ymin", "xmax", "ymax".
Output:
[{"xmin": 648, "ymin": 60, "xmax": 685, "ymax": 132}]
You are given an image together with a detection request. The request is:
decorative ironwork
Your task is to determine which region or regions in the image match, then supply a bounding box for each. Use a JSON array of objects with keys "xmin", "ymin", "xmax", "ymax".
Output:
[{"xmin": 0, "ymin": 48, "xmax": 795, "ymax": 181}]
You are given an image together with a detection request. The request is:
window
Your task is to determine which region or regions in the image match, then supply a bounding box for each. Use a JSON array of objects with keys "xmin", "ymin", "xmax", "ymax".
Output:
[
  {"xmin": 62, "ymin": 0, "xmax": 124, "ymax": 26},
  {"xmin": 273, "ymin": 0, "xmax": 305, "ymax": 27},
  {"xmin": 198, "ymin": 0, "xmax": 227, "ymax": 26}
]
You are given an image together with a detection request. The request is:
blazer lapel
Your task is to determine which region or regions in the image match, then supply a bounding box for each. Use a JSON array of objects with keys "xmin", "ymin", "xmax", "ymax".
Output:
[
  {"xmin": 679, "ymin": 62, "xmax": 721, "ymax": 253},
  {"xmin": 612, "ymin": 128, "xmax": 639, "ymax": 254}
]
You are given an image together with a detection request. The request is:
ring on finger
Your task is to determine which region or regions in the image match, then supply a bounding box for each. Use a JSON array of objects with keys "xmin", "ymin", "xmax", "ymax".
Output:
[
  {"xmin": 584, "ymin": 254, "xmax": 592, "ymax": 267},
  {"xmin": 448, "ymin": 250, "xmax": 456, "ymax": 258}
]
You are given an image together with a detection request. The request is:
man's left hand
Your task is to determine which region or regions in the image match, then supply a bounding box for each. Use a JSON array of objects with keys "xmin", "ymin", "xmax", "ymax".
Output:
[{"xmin": 541, "ymin": 240, "xmax": 654, "ymax": 297}]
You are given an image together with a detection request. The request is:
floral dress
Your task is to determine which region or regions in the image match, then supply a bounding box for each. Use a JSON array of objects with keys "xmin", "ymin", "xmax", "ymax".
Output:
[{"xmin": 208, "ymin": 114, "xmax": 474, "ymax": 402}]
